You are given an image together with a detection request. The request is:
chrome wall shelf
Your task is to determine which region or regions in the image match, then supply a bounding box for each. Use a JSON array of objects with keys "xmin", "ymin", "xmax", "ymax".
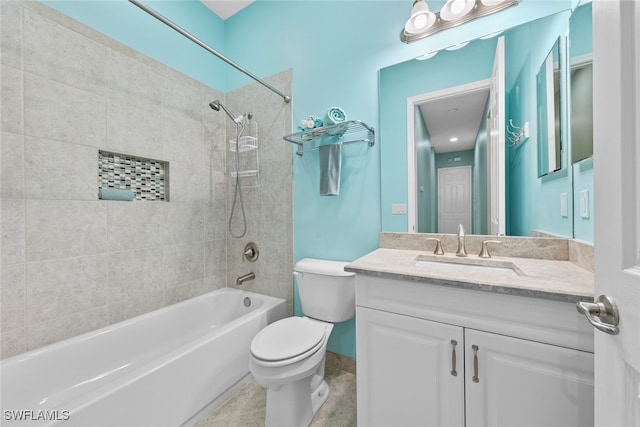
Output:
[{"xmin": 283, "ymin": 120, "xmax": 375, "ymax": 156}]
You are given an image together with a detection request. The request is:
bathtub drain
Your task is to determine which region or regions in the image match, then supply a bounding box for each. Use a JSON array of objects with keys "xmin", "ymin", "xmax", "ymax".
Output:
[{"xmin": 243, "ymin": 297, "xmax": 251, "ymax": 307}]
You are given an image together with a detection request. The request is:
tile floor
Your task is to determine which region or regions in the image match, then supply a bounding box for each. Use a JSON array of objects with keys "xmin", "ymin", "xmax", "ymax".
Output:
[{"xmin": 195, "ymin": 367, "xmax": 357, "ymax": 427}]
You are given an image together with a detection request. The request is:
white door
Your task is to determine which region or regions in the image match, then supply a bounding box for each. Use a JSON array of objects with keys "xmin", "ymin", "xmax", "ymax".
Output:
[
  {"xmin": 438, "ymin": 166, "xmax": 472, "ymax": 234},
  {"xmin": 464, "ymin": 329, "xmax": 594, "ymax": 427},
  {"xmin": 488, "ymin": 36, "xmax": 505, "ymax": 235},
  {"xmin": 590, "ymin": 0, "xmax": 640, "ymax": 425},
  {"xmin": 356, "ymin": 307, "xmax": 464, "ymax": 427}
]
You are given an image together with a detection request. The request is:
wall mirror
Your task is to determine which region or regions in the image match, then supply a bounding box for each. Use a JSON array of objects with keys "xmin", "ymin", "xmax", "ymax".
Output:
[
  {"xmin": 536, "ymin": 36, "xmax": 566, "ymax": 177},
  {"xmin": 379, "ymin": 4, "xmax": 593, "ymax": 239}
]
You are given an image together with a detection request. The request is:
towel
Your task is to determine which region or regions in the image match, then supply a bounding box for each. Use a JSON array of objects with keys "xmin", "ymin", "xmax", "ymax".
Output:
[
  {"xmin": 319, "ymin": 144, "xmax": 342, "ymax": 196},
  {"xmin": 313, "ymin": 118, "xmax": 324, "ymax": 128},
  {"xmin": 99, "ymin": 188, "xmax": 135, "ymax": 201},
  {"xmin": 324, "ymin": 107, "xmax": 347, "ymax": 126}
]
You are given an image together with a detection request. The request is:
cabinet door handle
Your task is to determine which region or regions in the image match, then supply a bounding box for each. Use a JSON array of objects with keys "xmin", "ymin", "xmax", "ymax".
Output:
[
  {"xmin": 450, "ymin": 340, "xmax": 457, "ymax": 376},
  {"xmin": 472, "ymin": 345, "xmax": 479, "ymax": 383}
]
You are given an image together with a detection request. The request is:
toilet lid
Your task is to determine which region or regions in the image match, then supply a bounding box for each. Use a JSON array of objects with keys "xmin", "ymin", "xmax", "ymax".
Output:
[{"xmin": 251, "ymin": 317, "xmax": 326, "ymax": 362}]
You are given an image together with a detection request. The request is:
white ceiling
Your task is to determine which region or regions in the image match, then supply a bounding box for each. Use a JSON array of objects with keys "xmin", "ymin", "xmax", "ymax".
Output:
[
  {"xmin": 200, "ymin": 0, "xmax": 254, "ymax": 20},
  {"xmin": 418, "ymin": 88, "xmax": 490, "ymax": 154}
]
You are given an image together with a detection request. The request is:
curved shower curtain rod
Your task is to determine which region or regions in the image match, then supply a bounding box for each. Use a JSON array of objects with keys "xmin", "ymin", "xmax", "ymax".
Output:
[{"xmin": 128, "ymin": 0, "xmax": 291, "ymax": 104}]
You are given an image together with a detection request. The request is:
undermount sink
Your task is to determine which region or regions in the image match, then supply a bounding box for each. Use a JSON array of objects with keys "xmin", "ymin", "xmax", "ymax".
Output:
[{"xmin": 414, "ymin": 256, "xmax": 523, "ymax": 277}]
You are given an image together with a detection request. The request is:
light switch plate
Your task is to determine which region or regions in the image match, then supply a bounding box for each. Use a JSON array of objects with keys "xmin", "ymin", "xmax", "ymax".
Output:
[
  {"xmin": 580, "ymin": 190, "xmax": 590, "ymax": 218},
  {"xmin": 560, "ymin": 193, "xmax": 568, "ymax": 217},
  {"xmin": 392, "ymin": 204, "xmax": 407, "ymax": 215}
]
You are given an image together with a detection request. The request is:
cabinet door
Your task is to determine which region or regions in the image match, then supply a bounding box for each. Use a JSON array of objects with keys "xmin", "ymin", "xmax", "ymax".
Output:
[
  {"xmin": 464, "ymin": 329, "xmax": 594, "ymax": 427},
  {"xmin": 356, "ymin": 307, "xmax": 464, "ymax": 427}
]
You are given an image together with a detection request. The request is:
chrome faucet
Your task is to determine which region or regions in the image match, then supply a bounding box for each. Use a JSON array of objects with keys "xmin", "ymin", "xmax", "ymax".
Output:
[
  {"xmin": 236, "ymin": 272, "xmax": 255, "ymax": 286},
  {"xmin": 456, "ymin": 224, "xmax": 467, "ymax": 257}
]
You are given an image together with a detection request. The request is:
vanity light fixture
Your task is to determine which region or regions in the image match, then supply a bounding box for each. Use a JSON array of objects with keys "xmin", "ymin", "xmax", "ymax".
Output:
[
  {"xmin": 404, "ymin": 0, "xmax": 437, "ymax": 34},
  {"xmin": 440, "ymin": 0, "xmax": 475, "ymax": 22},
  {"xmin": 401, "ymin": 0, "xmax": 518, "ymax": 44}
]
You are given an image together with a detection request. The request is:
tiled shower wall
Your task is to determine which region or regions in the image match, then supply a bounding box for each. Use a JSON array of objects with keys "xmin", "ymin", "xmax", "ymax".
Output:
[
  {"xmin": 0, "ymin": 1, "xmax": 293, "ymax": 359},
  {"xmin": 224, "ymin": 73, "xmax": 294, "ymax": 316}
]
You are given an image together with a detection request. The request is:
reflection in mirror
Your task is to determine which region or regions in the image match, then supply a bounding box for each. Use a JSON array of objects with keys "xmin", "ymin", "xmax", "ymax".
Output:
[
  {"xmin": 414, "ymin": 81, "xmax": 491, "ymax": 234},
  {"xmin": 570, "ymin": 61, "xmax": 592, "ymax": 163},
  {"xmin": 536, "ymin": 36, "xmax": 565, "ymax": 177},
  {"xmin": 379, "ymin": 9, "xmax": 588, "ymax": 239},
  {"xmin": 568, "ymin": 1, "xmax": 593, "ymax": 242}
]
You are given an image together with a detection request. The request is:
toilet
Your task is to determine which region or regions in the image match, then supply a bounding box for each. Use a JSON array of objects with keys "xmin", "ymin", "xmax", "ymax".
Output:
[{"xmin": 249, "ymin": 258, "xmax": 355, "ymax": 427}]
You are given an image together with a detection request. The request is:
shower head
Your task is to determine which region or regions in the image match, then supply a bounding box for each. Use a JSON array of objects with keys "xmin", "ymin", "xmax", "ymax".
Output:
[{"xmin": 209, "ymin": 99, "xmax": 240, "ymax": 123}]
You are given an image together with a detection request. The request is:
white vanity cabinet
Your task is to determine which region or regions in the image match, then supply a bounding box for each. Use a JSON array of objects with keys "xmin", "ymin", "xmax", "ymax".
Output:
[{"xmin": 355, "ymin": 275, "xmax": 595, "ymax": 427}]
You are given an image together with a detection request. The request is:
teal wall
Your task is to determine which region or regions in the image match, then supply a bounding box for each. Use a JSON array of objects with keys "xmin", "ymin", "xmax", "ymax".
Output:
[
  {"xmin": 473, "ymin": 100, "xmax": 489, "ymax": 235},
  {"xmin": 435, "ymin": 149, "xmax": 475, "ymax": 169},
  {"xmin": 39, "ymin": 0, "xmax": 580, "ymax": 358}
]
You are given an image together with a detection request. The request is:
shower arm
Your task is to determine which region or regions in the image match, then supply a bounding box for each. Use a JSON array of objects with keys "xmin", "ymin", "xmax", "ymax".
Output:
[{"xmin": 128, "ymin": 0, "xmax": 291, "ymax": 104}]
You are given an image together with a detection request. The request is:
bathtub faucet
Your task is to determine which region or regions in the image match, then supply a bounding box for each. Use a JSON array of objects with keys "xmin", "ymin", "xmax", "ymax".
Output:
[{"xmin": 236, "ymin": 272, "xmax": 255, "ymax": 286}]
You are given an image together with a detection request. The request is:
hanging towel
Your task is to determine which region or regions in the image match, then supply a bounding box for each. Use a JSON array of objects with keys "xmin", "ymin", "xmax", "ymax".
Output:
[
  {"xmin": 319, "ymin": 144, "xmax": 342, "ymax": 196},
  {"xmin": 99, "ymin": 188, "xmax": 135, "ymax": 201}
]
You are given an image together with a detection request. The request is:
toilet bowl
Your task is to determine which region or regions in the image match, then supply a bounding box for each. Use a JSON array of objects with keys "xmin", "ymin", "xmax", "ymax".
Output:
[{"xmin": 248, "ymin": 258, "xmax": 355, "ymax": 427}]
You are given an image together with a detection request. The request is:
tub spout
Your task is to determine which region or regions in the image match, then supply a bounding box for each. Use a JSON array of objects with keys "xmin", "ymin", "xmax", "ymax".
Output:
[{"xmin": 236, "ymin": 272, "xmax": 255, "ymax": 286}]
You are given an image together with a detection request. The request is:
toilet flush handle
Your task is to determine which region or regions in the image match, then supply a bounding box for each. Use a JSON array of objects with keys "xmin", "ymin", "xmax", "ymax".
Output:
[{"xmin": 293, "ymin": 271, "xmax": 303, "ymax": 280}]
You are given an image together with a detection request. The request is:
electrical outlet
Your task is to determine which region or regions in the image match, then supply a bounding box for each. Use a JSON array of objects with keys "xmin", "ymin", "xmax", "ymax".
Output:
[
  {"xmin": 560, "ymin": 193, "xmax": 568, "ymax": 217},
  {"xmin": 580, "ymin": 190, "xmax": 590, "ymax": 219}
]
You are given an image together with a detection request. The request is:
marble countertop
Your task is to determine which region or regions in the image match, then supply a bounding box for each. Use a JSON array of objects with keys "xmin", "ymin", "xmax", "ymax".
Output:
[{"xmin": 345, "ymin": 248, "xmax": 594, "ymax": 303}]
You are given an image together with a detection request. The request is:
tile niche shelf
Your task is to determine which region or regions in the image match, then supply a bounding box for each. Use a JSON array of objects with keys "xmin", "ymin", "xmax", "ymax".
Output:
[{"xmin": 283, "ymin": 120, "xmax": 375, "ymax": 156}]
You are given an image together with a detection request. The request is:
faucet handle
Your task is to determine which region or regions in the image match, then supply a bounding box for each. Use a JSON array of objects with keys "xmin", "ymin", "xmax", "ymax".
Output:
[
  {"xmin": 425, "ymin": 238, "xmax": 444, "ymax": 255},
  {"xmin": 479, "ymin": 240, "xmax": 502, "ymax": 258}
]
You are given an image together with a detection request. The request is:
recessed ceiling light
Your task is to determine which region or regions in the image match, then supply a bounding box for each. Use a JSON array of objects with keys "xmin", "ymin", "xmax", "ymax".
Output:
[
  {"xmin": 450, "ymin": 137, "xmax": 459, "ymax": 142},
  {"xmin": 448, "ymin": 108, "xmax": 459, "ymax": 113}
]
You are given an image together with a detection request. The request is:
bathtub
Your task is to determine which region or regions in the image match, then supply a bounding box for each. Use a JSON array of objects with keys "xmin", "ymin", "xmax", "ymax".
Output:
[{"xmin": 1, "ymin": 288, "xmax": 286, "ymax": 427}]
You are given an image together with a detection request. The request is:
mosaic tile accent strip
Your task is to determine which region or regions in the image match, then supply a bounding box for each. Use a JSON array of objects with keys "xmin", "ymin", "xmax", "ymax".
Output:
[{"xmin": 98, "ymin": 151, "xmax": 167, "ymax": 201}]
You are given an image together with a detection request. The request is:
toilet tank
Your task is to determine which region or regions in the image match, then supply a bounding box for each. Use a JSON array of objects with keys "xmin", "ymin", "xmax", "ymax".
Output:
[{"xmin": 294, "ymin": 258, "xmax": 355, "ymax": 323}]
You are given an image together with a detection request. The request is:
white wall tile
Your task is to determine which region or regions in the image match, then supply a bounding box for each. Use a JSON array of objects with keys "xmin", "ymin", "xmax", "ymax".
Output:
[
  {"xmin": 27, "ymin": 306, "xmax": 109, "ymax": 351},
  {"xmin": 1, "ymin": 131, "xmax": 24, "ymax": 199},
  {"xmin": 1, "ymin": 65, "xmax": 23, "ymax": 134},
  {"xmin": 0, "ymin": 2, "xmax": 22, "ymax": 69},
  {"xmin": 1, "ymin": 199, "xmax": 25, "ymax": 266},
  {"xmin": 162, "ymin": 242, "xmax": 205, "ymax": 289},
  {"xmin": 24, "ymin": 136, "xmax": 97, "ymax": 200},
  {"xmin": 106, "ymin": 201, "xmax": 166, "ymax": 252},
  {"xmin": 26, "ymin": 255, "xmax": 109, "ymax": 324},
  {"xmin": 26, "ymin": 200, "xmax": 107, "ymax": 261},
  {"xmin": 107, "ymin": 248, "xmax": 165, "ymax": 322},
  {"xmin": 1, "ymin": 262, "xmax": 25, "ymax": 333},
  {"xmin": 23, "ymin": 8, "xmax": 107, "ymax": 95},
  {"xmin": 24, "ymin": 73, "xmax": 107, "ymax": 147},
  {"xmin": 106, "ymin": 98, "xmax": 164, "ymax": 160}
]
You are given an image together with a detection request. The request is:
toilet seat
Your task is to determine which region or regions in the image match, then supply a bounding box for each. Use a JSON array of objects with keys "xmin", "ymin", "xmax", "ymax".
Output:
[{"xmin": 251, "ymin": 317, "xmax": 327, "ymax": 367}]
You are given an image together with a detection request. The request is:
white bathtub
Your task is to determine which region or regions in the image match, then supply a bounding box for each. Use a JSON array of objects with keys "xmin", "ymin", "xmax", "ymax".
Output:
[{"xmin": 1, "ymin": 288, "xmax": 286, "ymax": 427}]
